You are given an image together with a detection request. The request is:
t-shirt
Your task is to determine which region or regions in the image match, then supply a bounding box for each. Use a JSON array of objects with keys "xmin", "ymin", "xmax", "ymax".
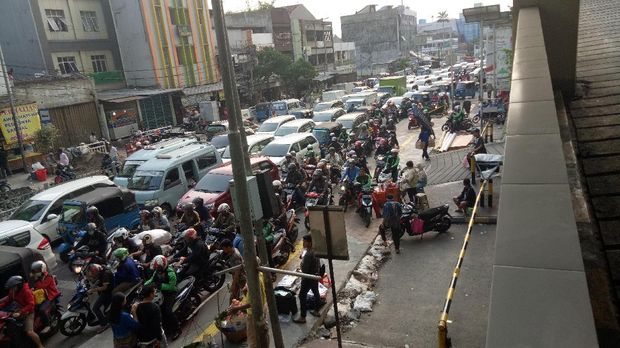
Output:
[
  {"xmin": 241, "ymin": 272, "xmax": 267, "ymax": 316},
  {"xmin": 135, "ymin": 302, "xmax": 162, "ymax": 342},
  {"xmin": 473, "ymin": 136, "xmax": 487, "ymax": 154}
]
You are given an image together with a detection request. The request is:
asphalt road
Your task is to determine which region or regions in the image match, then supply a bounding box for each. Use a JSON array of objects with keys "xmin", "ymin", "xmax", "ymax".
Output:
[{"xmin": 44, "ymin": 109, "xmax": 455, "ymax": 348}]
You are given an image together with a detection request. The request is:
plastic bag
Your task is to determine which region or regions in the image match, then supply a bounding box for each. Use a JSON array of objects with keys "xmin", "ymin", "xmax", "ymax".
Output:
[{"xmin": 415, "ymin": 140, "xmax": 424, "ymax": 149}]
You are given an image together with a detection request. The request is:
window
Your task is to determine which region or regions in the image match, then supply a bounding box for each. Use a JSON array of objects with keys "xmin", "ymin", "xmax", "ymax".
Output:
[
  {"xmin": 197, "ymin": 152, "xmax": 218, "ymax": 169},
  {"xmin": 164, "ymin": 168, "xmax": 180, "ymax": 190},
  {"xmin": 257, "ymin": 161, "xmax": 274, "ymax": 172},
  {"xmin": 80, "ymin": 11, "xmax": 99, "ymax": 32},
  {"xmin": 45, "ymin": 9, "xmax": 68, "ymax": 32},
  {"xmin": 57, "ymin": 56, "xmax": 79, "ymax": 74},
  {"xmin": 91, "ymin": 55, "xmax": 107, "ymax": 72},
  {"xmin": 96, "ymin": 198, "xmax": 124, "ymax": 218},
  {"xmin": 0, "ymin": 231, "xmax": 31, "ymax": 248}
]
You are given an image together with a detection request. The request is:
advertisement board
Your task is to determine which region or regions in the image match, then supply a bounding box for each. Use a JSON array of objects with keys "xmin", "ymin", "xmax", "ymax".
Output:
[{"xmin": 0, "ymin": 103, "xmax": 41, "ymax": 144}]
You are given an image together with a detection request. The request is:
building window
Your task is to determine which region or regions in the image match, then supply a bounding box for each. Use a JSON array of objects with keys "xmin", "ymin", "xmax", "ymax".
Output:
[
  {"xmin": 45, "ymin": 9, "xmax": 68, "ymax": 32},
  {"xmin": 80, "ymin": 11, "xmax": 99, "ymax": 32},
  {"xmin": 57, "ymin": 56, "xmax": 78, "ymax": 74},
  {"xmin": 91, "ymin": 55, "xmax": 107, "ymax": 72}
]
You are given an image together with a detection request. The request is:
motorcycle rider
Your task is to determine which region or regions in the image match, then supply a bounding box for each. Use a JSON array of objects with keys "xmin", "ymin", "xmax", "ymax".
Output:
[
  {"xmin": 378, "ymin": 125, "xmax": 389, "ymax": 139},
  {"xmin": 144, "ymin": 255, "xmax": 181, "ymax": 340},
  {"xmin": 308, "ymin": 169, "xmax": 329, "ymax": 205},
  {"xmin": 180, "ymin": 202, "xmax": 200, "ymax": 230},
  {"xmin": 388, "ymin": 132, "xmax": 399, "ymax": 148},
  {"xmin": 354, "ymin": 140, "xmax": 365, "ymax": 159},
  {"xmin": 357, "ymin": 123, "xmax": 370, "ymax": 141},
  {"xmin": 375, "ymin": 138, "xmax": 390, "ymax": 158},
  {"xmin": 134, "ymin": 233, "xmax": 163, "ymax": 271},
  {"xmin": 175, "ymin": 228, "xmax": 210, "ymax": 280},
  {"xmin": 327, "ymin": 135, "xmax": 342, "ymax": 153},
  {"xmin": 341, "ymin": 158, "xmax": 360, "ymax": 183},
  {"xmin": 111, "ymin": 227, "xmax": 140, "ymax": 254},
  {"xmin": 283, "ymin": 152, "xmax": 299, "ymax": 170},
  {"xmin": 354, "ymin": 168, "xmax": 372, "ymax": 210},
  {"xmin": 284, "ymin": 163, "xmax": 305, "ymax": 206},
  {"xmin": 151, "ymin": 206, "xmax": 171, "ymax": 231},
  {"xmin": 450, "ymin": 105, "xmax": 466, "ymax": 130},
  {"xmin": 0, "ymin": 276, "xmax": 43, "ymax": 348},
  {"xmin": 139, "ymin": 210, "xmax": 156, "ymax": 231},
  {"xmin": 30, "ymin": 261, "xmax": 60, "ymax": 334},
  {"xmin": 111, "ymin": 247, "xmax": 140, "ymax": 294},
  {"xmin": 325, "ymin": 147, "xmax": 343, "ymax": 181},
  {"xmin": 75, "ymin": 222, "xmax": 107, "ymax": 258},
  {"xmin": 385, "ymin": 148, "xmax": 400, "ymax": 182},
  {"xmin": 193, "ymin": 197, "xmax": 212, "ymax": 225},
  {"xmin": 86, "ymin": 205, "xmax": 106, "ymax": 234},
  {"xmin": 304, "ymin": 144, "xmax": 317, "ymax": 166},
  {"xmin": 212, "ymin": 203, "xmax": 236, "ymax": 240},
  {"xmin": 84, "ymin": 263, "xmax": 113, "ymax": 332}
]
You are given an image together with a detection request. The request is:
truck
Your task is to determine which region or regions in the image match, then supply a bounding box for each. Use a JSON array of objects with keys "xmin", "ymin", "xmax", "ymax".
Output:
[
  {"xmin": 379, "ymin": 76, "xmax": 406, "ymax": 96},
  {"xmin": 322, "ymin": 90, "xmax": 346, "ymax": 102}
]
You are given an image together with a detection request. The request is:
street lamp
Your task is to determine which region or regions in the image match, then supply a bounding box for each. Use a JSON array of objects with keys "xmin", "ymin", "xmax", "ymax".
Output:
[{"xmin": 463, "ymin": 5, "xmax": 500, "ymax": 104}]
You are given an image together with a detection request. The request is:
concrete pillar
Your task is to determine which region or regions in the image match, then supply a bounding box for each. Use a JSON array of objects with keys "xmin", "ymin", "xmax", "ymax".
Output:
[{"xmin": 512, "ymin": 0, "xmax": 579, "ymax": 98}]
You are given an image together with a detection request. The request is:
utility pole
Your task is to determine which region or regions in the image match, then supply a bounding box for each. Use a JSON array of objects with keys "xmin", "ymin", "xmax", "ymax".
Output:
[
  {"xmin": 479, "ymin": 19, "xmax": 484, "ymax": 104},
  {"xmin": 0, "ymin": 45, "xmax": 27, "ymax": 171},
  {"xmin": 211, "ymin": 1, "xmax": 268, "ymax": 347}
]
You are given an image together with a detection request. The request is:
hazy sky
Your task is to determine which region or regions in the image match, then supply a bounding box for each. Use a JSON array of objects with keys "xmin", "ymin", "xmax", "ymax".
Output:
[{"xmin": 222, "ymin": 0, "xmax": 513, "ymax": 37}]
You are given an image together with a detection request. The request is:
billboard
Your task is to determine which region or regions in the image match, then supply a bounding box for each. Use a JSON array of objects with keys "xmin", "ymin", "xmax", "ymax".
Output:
[{"xmin": 0, "ymin": 103, "xmax": 42, "ymax": 144}]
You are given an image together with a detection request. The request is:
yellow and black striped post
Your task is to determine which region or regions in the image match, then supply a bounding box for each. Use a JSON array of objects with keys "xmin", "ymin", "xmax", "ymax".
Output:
[
  {"xmin": 489, "ymin": 121, "xmax": 494, "ymax": 142},
  {"xmin": 438, "ymin": 180, "xmax": 488, "ymax": 348},
  {"xmin": 469, "ymin": 155, "xmax": 476, "ymax": 185}
]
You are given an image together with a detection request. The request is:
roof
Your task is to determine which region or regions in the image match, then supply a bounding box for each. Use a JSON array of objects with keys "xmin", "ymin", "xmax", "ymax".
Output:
[
  {"xmin": 313, "ymin": 122, "xmax": 342, "ymax": 129},
  {"xmin": 98, "ymin": 88, "xmax": 182, "ymax": 103},
  {"xmin": 127, "ymin": 137, "xmax": 198, "ymax": 161},
  {"xmin": 68, "ymin": 186, "xmax": 128, "ymax": 206},
  {"xmin": 209, "ymin": 156, "xmax": 271, "ymax": 175},
  {"xmin": 263, "ymin": 115, "xmax": 296, "ymax": 123},
  {"xmin": 337, "ymin": 112, "xmax": 365, "ymax": 120},
  {"xmin": 244, "ymin": 134, "xmax": 275, "ymax": 144},
  {"xmin": 314, "ymin": 108, "xmax": 344, "ymax": 115},
  {"xmin": 0, "ymin": 220, "xmax": 32, "ymax": 235},
  {"xmin": 137, "ymin": 143, "xmax": 216, "ymax": 171},
  {"xmin": 31, "ymin": 176, "xmax": 113, "ymax": 201},
  {"xmin": 278, "ymin": 119, "xmax": 314, "ymax": 127},
  {"xmin": 268, "ymin": 132, "xmax": 316, "ymax": 144}
]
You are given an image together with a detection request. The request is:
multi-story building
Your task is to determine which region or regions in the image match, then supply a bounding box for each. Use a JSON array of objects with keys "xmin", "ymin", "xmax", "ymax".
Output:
[
  {"xmin": 225, "ymin": 8, "xmax": 294, "ymax": 58},
  {"xmin": 416, "ymin": 19, "xmax": 460, "ymax": 63},
  {"xmin": 341, "ymin": 5, "xmax": 417, "ymax": 76}
]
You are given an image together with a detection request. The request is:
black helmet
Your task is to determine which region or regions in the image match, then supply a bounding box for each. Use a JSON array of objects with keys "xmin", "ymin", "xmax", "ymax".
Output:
[
  {"xmin": 86, "ymin": 222, "xmax": 97, "ymax": 235},
  {"xmin": 287, "ymin": 163, "xmax": 297, "ymax": 172},
  {"xmin": 5, "ymin": 275, "xmax": 23, "ymax": 290},
  {"xmin": 86, "ymin": 206, "xmax": 99, "ymax": 216},
  {"xmin": 192, "ymin": 197, "xmax": 204, "ymax": 207},
  {"xmin": 183, "ymin": 202, "xmax": 195, "ymax": 211}
]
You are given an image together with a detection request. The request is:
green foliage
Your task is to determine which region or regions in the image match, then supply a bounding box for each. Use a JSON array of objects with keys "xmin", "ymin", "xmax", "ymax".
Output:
[
  {"xmin": 282, "ymin": 59, "xmax": 318, "ymax": 96},
  {"xmin": 253, "ymin": 48, "xmax": 317, "ymax": 97},
  {"xmin": 502, "ymin": 48, "xmax": 514, "ymax": 79},
  {"xmin": 254, "ymin": 48, "xmax": 291, "ymax": 81},
  {"xmin": 389, "ymin": 58, "xmax": 411, "ymax": 73},
  {"xmin": 34, "ymin": 124, "xmax": 60, "ymax": 154},
  {"xmin": 437, "ymin": 10, "xmax": 449, "ymax": 22}
]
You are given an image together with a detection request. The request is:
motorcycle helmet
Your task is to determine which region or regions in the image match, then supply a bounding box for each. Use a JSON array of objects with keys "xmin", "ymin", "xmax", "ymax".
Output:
[
  {"xmin": 313, "ymin": 169, "xmax": 323, "ymax": 178},
  {"xmin": 272, "ymin": 180, "xmax": 282, "ymax": 190},
  {"xmin": 391, "ymin": 148, "xmax": 399, "ymax": 154},
  {"xmin": 360, "ymin": 123, "xmax": 368, "ymax": 130},
  {"xmin": 5, "ymin": 275, "xmax": 24, "ymax": 290},
  {"xmin": 348, "ymin": 150, "xmax": 356, "ymax": 157},
  {"xmin": 290, "ymin": 151, "xmax": 296, "ymax": 157},
  {"xmin": 287, "ymin": 163, "xmax": 297, "ymax": 172},
  {"xmin": 86, "ymin": 222, "xmax": 97, "ymax": 235},
  {"xmin": 182, "ymin": 228, "xmax": 198, "ymax": 241},
  {"xmin": 380, "ymin": 125, "xmax": 386, "ymax": 131},
  {"xmin": 112, "ymin": 227, "xmax": 130, "ymax": 242},
  {"xmin": 85, "ymin": 263, "xmax": 103, "ymax": 278},
  {"xmin": 285, "ymin": 152, "xmax": 292, "ymax": 159},
  {"xmin": 183, "ymin": 202, "xmax": 195, "ymax": 212},
  {"xmin": 142, "ymin": 233, "xmax": 153, "ymax": 245},
  {"xmin": 306, "ymin": 144, "xmax": 313, "ymax": 150},
  {"xmin": 140, "ymin": 209, "xmax": 151, "ymax": 218},
  {"xmin": 217, "ymin": 203, "xmax": 230, "ymax": 213},
  {"xmin": 331, "ymin": 137, "xmax": 338, "ymax": 142},
  {"xmin": 86, "ymin": 206, "xmax": 99, "ymax": 217},
  {"xmin": 192, "ymin": 197, "xmax": 204, "ymax": 208},
  {"xmin": 380, "ymin": 138, "xmax": 387, "ymax": 146},
  {"xmin": 347, "ymin": 158, "xmax": 356, "ymax": 166},
  {"xmin": 150, "ymin": 255, "xmax": 168, "ymax": 271},
  {"xmin": 30, "ymin": 261, "xmax": 47, "ymax": 280},
  {"xmin": 454, "ymin": 105, "xmax": 462, "ymax": 112},
  {"xmin": 355, "ymin": 141, "xmax": 362, "ymax": 149},
  {"xmin": 329, "ymin": 146, "xmax": 336, "ymax": 153},
  {"xmin": 112, "ymin": 247, "xmax": 129, "ymax": 261},
  {"xmin": 152, "ymin": 206, "xmax": 163, "ymax": 217},
  {"xmin": 330, "ymin": 133, "xmax": 335, "ymax": 137}
]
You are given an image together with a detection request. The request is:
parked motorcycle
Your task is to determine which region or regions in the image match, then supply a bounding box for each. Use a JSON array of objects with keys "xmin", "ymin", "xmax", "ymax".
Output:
[
  {"xmin": 55, "ymin": 165, "xmax": 76, "ymax": 184},
  {"xmin": 400, "ymin": 203, "xmax": 452, "ymax": 237},
  {"xmin": 358, "ymin": 187, "xmax": 374, "ymax": 227}
]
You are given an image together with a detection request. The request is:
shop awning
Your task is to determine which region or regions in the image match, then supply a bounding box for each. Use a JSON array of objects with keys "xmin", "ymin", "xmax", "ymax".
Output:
[
  {"xmin": 313, "ymin": 74, "xmax": 334, "ymax": 82},
  {"xmin": 97, "ymin": 88, "xmax": 182, "ymax": 103},
  {"xmin": 102, "ymin": 96, "xmax": 147, "ymax": 103}
]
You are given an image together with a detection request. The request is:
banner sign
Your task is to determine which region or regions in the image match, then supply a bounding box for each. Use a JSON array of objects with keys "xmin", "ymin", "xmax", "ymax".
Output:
[{"xmin": 0, "ymin": 103, "xmax": 41, "ymax": 144}]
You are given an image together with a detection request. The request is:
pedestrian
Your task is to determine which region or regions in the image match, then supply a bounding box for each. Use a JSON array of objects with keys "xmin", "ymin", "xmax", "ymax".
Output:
[
  {"xmin": 399, "ymin": 161, "xmax": 419, "ymax": 203},
  {"xmin": 380, "ymin": 194, "xmax": 403, "ymax": 253},
  {"xmin": 453, "ymin": 178, "xmax": 477, "ymax": 214},
  {"xmin": 58, "ymin": 148, "xmax": 69, "ymax": 167},
  {"xmin": 221, "ymin": 239, "xmax": 246, "ymax": 302},
  {"xmin": 418, "ymin": 117, "xmax": 434, "ymax": 161},
  {"xmin": 415, "ymin": 163, "xmax": 428, "ymax": 194},
  {"xmin": 233, "ymin": 226, "xmax": 244, "ymax": 256},
  {"xmin": 132, "ymin": 284, "xmax": 166, "ymax": 347},
  {"xmin": 109, "ymin": 144, "xmax": 119, "ymax": 162},
  {"xmin": 108, "ymin": 292, "xmax": 139, "ymax": 348},
  {"xmin": 293, "ymin": 234, "xmax": 321, "ymax": 323}
]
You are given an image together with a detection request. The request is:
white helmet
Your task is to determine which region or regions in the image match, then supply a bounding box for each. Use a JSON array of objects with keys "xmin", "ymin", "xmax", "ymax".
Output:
[
  {"xmin": 217, "ymin": 203, "xmax": 230, "ymax": 213},
  {"xmin": 272, "ymin": 180, "xmax": 282, "ymax": 189},
  {"xmin": 152, "ymin": 206, "xmax": 163, "ymax": 216},
  {"xmin": 112, "ymin": 227, "xmax": 129, "ymax": 240}
]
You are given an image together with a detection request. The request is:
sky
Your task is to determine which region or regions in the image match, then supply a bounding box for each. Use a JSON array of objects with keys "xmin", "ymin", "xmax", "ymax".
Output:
[{"xmin": 222, "ymin": 0, "xmax": 513, "ymax": 37}]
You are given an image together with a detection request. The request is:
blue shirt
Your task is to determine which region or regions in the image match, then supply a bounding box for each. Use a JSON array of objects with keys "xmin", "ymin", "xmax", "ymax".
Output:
[
  {"xmin": 115, "ymin": 258, "xmax": 140, "ymax": 284},
  {"xmin": 341, "ymin": 165, "xmax": 360, "ymax": 182},
  {"xmin": 233, "ymin": 234, "xmax": 244, "ymax": 256},
  {"xmin": 111, "ymin": 312, "xmax": 139, "ymax": 339}
]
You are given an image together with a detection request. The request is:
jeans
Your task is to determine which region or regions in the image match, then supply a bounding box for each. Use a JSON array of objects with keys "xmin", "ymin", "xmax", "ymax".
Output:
[
  {"xmin": 161, "ymin": 291, "xmax": 179, "ymax": 336},
  {"xmin": 380, "ymin": 223, "xmax": 402, "ymax": 250},
  {"xmin": 93, "ymin": 292, "xmax": 112, "ymax": 326},
  {"xmin": 406, "ymin": 188, "xmax": 417, "ymax": 203},
  {"xmin": 298, "ymin": 278, "xmax": 320, "ymax": 317},
  {"xmin": 422, "ymin": 141, "xmax": 429, "ymax": 160}
]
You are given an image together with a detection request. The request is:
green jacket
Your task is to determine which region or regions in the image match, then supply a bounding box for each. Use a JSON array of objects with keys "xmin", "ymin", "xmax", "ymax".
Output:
[
  {"xmin": 144, "ymin": 266, "xmax": 177, "ymax": 292},
  {"xmin": 387, "ymin": 155, "xmax": 399, "ymax": 170},
  {"xmin": 263, "ymin": 222, "xmax": 274, "ymax": 243},
  {"xmin": 356, "ymin": 173, "xmax": 372, "ymax": 191}
]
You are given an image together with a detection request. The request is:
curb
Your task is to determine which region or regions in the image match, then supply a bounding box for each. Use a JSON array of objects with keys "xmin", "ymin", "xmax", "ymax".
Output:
[{"xmin": 451, "ymin": 215, "xmax": 497, "ymax": 224}]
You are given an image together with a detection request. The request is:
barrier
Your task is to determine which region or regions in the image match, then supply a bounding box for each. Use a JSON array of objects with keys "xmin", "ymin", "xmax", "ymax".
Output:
[{"xmin": 438, "ymin": 179, "xmax": 488, "ymax": 348}]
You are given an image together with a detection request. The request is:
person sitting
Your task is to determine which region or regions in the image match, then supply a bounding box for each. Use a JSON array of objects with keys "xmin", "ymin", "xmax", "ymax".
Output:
[
  {"xmin": 384, "ymin": 148, "xmax": 400, "ymax": 182},
  {"xmin": 175, "ymin": 228, "xmax": 210, "ymax": 280},
  {"xmin": 284, "ymin": 163, "xmax": 305, "ymax": 206},
  {"xmin": 139, "ymin": 210, "xmax": 156, "ymax": 231},
  {"xmin": 357, "ymin": 123, "xmax": 370, "ymax": 141},
  {"xmin": 133, "ymin": 233, "xmax": 162, "ymax": 272},
  {"xmin": 283, "ymin": 152, "xmax": 299, "ymax": 171},
  {"xmin": 193, "ymin": 197, "xmax": 211, "ymax": 225},
  {"xmin": 450, "ymin": 105, "xmax": 466, "ymax": 130},
  {"xmin": 354, "ymin": 141, "xmax": 365, "ymax": 159},
  {"xmin": 179, "ymin": 203, "xmax": 200, "ymax": 230},
  {"xmin": 327, "ymin": 136, "xmax": 341, "ymax": 153},
  {"xmin": 375, "ymin": 138, "xmax": 390, "ymax": 158},
  {"xmin": 377, "ymin": 125, "xmax": 389, "ymax": 139},
  {"xmin": 86, "ymin": 205, "xmax": 106, "ymax": 235},
  {"xmin": 304, "ymin": 145, "xmax": 317, "ymax": 166},
  {"xmin": 30, "ymin": 261, "xmax": 60, "ymax": 334},
  {"xmin": 212, "ymin": 203, "xmax": 236, "ymax": 239},
  {"xmin": 151, "ymin": 206, "xmax": 170, "ymax": 231},
  {"xmin": 84, "ymin": 263, "xmax": 113, "ymax": 333},
  {"xmin": 388, "ymin": 132, "xmax": 399, "ymax": 148},
  {"xmin": 0, "ymin": 276, "xmax": 44, "ymax": 348},
  {"xmin": 341, "ymin": 159, "xmax": 360, "ymax": 183},
  {"xmin": 354, "ymin": 168, "xmax": 372, "ymax": 208},
  {"xmin": 453, "ymin": 178, "xmax": 477, "ymax": 214},
  {"xmin": 307, "ymin": 170, "xmax": 329, "ymax": 204},
  {"xmin": 110, "ymin": 227, "xmax": 140, "ymax": 254},
  {"xmin": 75, "ymin": 222, "xmax": 108, "ymax": 258},
  {"xmin": 112, "ymin": 247, "xmax": 141, "ymax": 294},
  {"xmin": 325, "ymin": 147, "xmax": 343, "ymax": 168}
]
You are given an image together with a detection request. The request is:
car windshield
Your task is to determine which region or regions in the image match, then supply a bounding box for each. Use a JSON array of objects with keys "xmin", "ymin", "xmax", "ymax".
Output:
[
  {"xmin": 10, "ymin": 200, "xmax": 50, "ymax": 222},
  {"xmin": 377, "ymin": 87, "xmax": 394, "ymax": 93},
  {"xmin": 211, "ymin": 135, "xmax": 229, "ymax": 149},
  {"xmin": 255, "ymin": 103, "xmax": 271, "ymax": 111},
  {"xmin": 312, "ymin": 129, "xmax": 330, "ymax": 143},
  {"xmin": 261, "ymin": 143, "xmax": 290, "ymax": 157},
  {"xmin": 313, "ymin": 103, "xmax": 331, "ymax": 112},
  {"xmin": 127, "ymin": 170, "xmax": 164, "ymax": 191},
  {"xmin": 338, "ymin": 120, "xmax": 354, "ymax": 130},
  {"xmin": 60, "ymin": 204, "xmax": 84, "ymax": 224},
  {"xmin": 272, "ymin": 102, "xmax": 287, "ymax": 111},
  {"xmin": 313, "ymin": 113, "xmax": 333, "ymax": 122},
  {"xmin": 274, "ymin": 126, "xmax": 297, "ymax": 137},
  {"xmin": 257, "ymin": 122, "xmax": 279, "ymax": 133},
  {"xmin": 207, "ymin": 125, "xmax": 226, "ymax": 133},
  {"xmin": 195, "ymin": 173, "xmax": 232, "ymax": 193},
  {"xmin": 118, "ymin": 161, "xmax": 142, "ymax": 178},
  {"xmin": 456, "ymin": 83, "xmax": 469, "ymax": 90}
]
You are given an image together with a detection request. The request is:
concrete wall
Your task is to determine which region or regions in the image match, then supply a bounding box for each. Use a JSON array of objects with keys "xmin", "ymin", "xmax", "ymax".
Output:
[
  {"xmin": 485, "ymin": 7, "xmax": 598, "ymax": 347},
  {"xmin": 0, "ymin": 1, "xmax": 47, "ymax": 78},
  {"xmin": 225, "ymin": 10, "xmax": 273, "ymax": 33},
  {"xmin": 13, "ymin": 76, "xmax": 95, "ymax": 109}
]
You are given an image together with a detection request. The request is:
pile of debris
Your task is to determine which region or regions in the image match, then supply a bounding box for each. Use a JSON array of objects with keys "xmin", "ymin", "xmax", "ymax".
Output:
[{"xmin": 321, "ymin": 234, "xmax": 393, "ymax": 335}]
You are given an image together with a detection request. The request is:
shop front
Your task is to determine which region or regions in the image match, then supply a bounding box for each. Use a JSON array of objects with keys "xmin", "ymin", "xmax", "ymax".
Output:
[{"xmin": 0, "ymin": 102, "xmax": 43, "ymax": 172}]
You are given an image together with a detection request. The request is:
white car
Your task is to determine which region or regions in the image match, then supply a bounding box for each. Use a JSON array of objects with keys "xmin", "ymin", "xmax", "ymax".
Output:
[
  {"xmin": 9, "ymin": 176, "xmax": 115, "ymax": 242},
  {"xmin": 273, "ymin": 119, "xmax": 315, "ymax": 138},
  {"xmin": 221, "ymin": 134, "xmax": 275, "ymax": 163},
  {"xmin": 0, "ymin": 220, "xmax": 57, "ymax": 269},
  {"xmin": 255, "ymin": 115, "xmax": 296, "ymax": 135},
  {"xmin": 260, "ymin": 133, "xmax": 320, "ymax": 166}
]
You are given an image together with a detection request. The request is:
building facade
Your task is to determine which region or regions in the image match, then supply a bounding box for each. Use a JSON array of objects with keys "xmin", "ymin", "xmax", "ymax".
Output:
[
  {"xmin": 0, "ymin": 0, "xmax": 124, "ymax": 90},
  {"xmin": 225, "ymin": 8, "xmax": 294, "ymax": 58},
  {"xmin": 341, "ymin": 5, "xmax": 417, "ymax": 76}
]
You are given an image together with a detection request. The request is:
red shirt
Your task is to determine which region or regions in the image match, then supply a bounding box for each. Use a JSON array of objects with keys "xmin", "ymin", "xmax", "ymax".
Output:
[
  {"xmin": 33, "ymin": 274, "xmax": 60, "ymax": 301},
  {"xmin": 0, "ymin": 283, "xmax": 34, "ymax": 316}
]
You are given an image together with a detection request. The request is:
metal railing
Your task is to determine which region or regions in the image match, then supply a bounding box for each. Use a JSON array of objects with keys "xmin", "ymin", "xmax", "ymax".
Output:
[{"xmin": 438, "ymin": 179, "xmax": 488, "ymax": 348}]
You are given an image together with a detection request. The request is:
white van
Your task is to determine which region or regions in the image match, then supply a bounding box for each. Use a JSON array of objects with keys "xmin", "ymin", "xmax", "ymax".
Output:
[
  {"xmin": 127, "ymin": 143, "xmax": 222, "ymax": 215},
  {"xmin": 261, "ymin": 133, "xmax": 320, "ymax": 166},
  {"xmin": 9, "ymin": 176, "xmax": 114, "ymax": 242},
  {"xmin": 256, "ymin": 115, "xmax": 296, "ymax": 135},
  {"xmin": 272, "ymin": 99, "xmax": 301, "ymax": 116},
  {"xmin": 221, "ymin": 134, "xmax": 275, "ymax": 163},
  {"xmin": 322, "ymin": 90, "xmax": 346, "ymax": 102},
  {"xmin": 114, "ymin": 137, "xmax": 198, "ymax": 187}
]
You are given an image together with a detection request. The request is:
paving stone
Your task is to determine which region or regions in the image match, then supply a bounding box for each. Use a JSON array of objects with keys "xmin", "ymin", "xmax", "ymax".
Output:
[
  {"xmin": 576, "ymin": 124, "xmax": 620, "ymax": 141},
  {"xmin": 591, "ymin": 196, "xmax": 620, "ymax": 219},
  {"xmin": 573, "ymin": 114, "xmax": 620, "ymax": 128}
]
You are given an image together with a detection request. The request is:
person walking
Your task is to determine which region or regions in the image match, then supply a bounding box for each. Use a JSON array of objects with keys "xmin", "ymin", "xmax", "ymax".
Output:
[
  {"xmin": 418, "ymin": 118, "xmax": 434, "ymax": 161},
  {"xmin": 293, "ymin": 234, "xmax": 321, "ymax": 323},
  {"xmin": 399, "ymin": 161, "xmax": 419, "ymax": 203},
  {"xmin": 108, "ymin": 293, "xmax": 139, "ymax": 348},
  {"xmin": 132, "ymin": 285, "xmax": 166, "ymax": 347},
  {"xmin": 380, "ymin": 194, "xmax": 403, "ymax": 253}
]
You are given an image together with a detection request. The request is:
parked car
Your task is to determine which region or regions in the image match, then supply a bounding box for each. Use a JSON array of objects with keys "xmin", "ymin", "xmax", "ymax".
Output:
[
  {"xmin": 261, "ymin": 133, "xmax": 320, "ymax": 166},
  {"xmin": 255, "ymin": 115, "xmax": 296, "ymax": 135},
  {"xmin": 221, "ymin": 134, "xmax": 275, "ymax": 163},
  {"xmin": 273, "ymin": 119, "xmax": 315, "ymax": 138},
  {"xmin": 289, "ymin": 108, "xmax": 313, "ymax": 119},
  {"xmin": 9, "ymin": 176, "xmax": 115, "ymax": 242},
  {"xmin": 0, "ymin": 221, "xmax": 56, "ymax": 270},
  {"xmin": 272, "ymin": 99, "xmax": 301, "ymax": 116},
  {"xmin": 312, "ymin": 108, "xmax": 346, "ymax": 123},
  {"xmin": 454, "ymin": 81, "xmax": 477, "ymax": 99},
  {"xmin": 127, "ymin": 143, "xmax": 222, "ymax": 215},
  {"xmin": 176, "ymin": 157, "xmax": 280, "ymax": 216}
]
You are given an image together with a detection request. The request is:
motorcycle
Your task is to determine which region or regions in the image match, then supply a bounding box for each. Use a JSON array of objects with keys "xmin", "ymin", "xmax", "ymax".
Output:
[
  {"xmin": 408, "ymin": 110, "xmax": 419, "ymax": 130},
  {"xmin": 205, "ymin": 227, "xmax": 231, "ymax": 250},
  {"xmin": 270, "ymin": 227, "xmax": 296, "ymax": 267},
  {"xmin": 68, "ymin": 244, "xmax": 105, "ymax": 275},
  {"xmin": 400, "ymin": 203, "xmax": 452, "ymax": 237},
  {"xmin": 182, "ymin": 250, "xmax": 226, "ymax": 293},
  {"xmin": 0, "ymin": 304, "xmax": 60, "ymax": 346},
  {"xmin": 304, "ymin": 191, "xmax": 322, "ymax": 230},
  {"xmin": 338, "ymin": 180, "xmax": 355, "ymax": 212},
  {"xmin": 57, "ymin": 228, "xmax": 82, "ymax": 263},
  {"xmin": 101, "ymin": 154, "xmax": 121, "ymax": 177},
  {"xmin": 55, "ymin": 165, "xmax": 76, "ymax": 184},
  {"xmin": 358, "ymin": 187, "xmax": 374, "ymax": 227},
  {"xmin": 374, "ymin": 155, "xmax": 387, "ymax": 182},
  {"xmin": 282, "ymin": 183, "xmax": 303, "ymax": 210},
  {"xmin": 442, "ymin": 114, "xmax": 474, "ymax": 133}
]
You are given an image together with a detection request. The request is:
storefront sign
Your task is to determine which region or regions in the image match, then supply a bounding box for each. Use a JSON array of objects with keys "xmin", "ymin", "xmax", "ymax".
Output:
[{"xmin": 0, "ymin": 103, "xmax": 41, "ymax": 144}]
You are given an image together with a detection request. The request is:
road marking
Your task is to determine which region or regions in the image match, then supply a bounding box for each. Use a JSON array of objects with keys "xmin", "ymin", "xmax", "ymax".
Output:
[{"xmin": 193, "ymin": 239, "xmax": 305, "ymax": 342}]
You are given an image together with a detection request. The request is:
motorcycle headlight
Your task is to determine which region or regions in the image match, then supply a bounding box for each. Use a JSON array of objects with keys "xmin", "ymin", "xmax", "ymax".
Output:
[
  {"xmin": 145, "ymin": 199, "xmax": 159, "ymax": 207},
  {"xmin": 340, "ymin": 185, "xmax": 346, "ymax": 191}
]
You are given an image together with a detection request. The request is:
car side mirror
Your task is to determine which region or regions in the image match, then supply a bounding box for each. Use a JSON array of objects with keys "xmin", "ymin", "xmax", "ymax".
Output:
[{"xmin": 46, "ymin": 214, "xmax": 58, "ymax": 221}]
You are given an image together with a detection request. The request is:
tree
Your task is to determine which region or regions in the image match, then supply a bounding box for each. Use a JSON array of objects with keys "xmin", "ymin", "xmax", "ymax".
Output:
[
  {"xmin": 34, "ymin": 124, "xmax": 60, "ymax": 154},
  {"xmin": 254, "ymin": 47, "xmax": 291, "ymax": 82},
  {"xmin": 437, "ymin": 11, "xmax": 450, "ymax": 60},
  {"xmin": 282, "ymin": 59, "xmax": 317, "ymax": 97},
  {"xmin": 389, "ymin": 58, "xmax": 411, "ymax": 73}
]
